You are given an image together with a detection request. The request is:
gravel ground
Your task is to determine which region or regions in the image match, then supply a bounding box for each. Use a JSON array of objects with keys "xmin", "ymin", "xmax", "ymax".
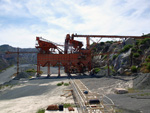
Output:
[
  {"xmin": 0, "ymin": 65, "xmax": 73, "ymax": 113},
  {"xmin": 1, "ymin": 65, "xmax": 150, "ymax": 113},
  {"xmin": 0, "ymin": 78, "xmax": 74, "ymax": 113},
  {"xmin": 80, "ymin": 76, "xmax": 150, "ymax": 113}
]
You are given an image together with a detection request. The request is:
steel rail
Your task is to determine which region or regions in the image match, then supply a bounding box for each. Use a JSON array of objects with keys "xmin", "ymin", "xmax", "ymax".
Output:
[
  {"xmin": 70, "ymin": 79, "xmax": 87, "ymax": 113},
  {"xmin": 70, "ymin": 79, "xmax": 115, "ymax": 113}
]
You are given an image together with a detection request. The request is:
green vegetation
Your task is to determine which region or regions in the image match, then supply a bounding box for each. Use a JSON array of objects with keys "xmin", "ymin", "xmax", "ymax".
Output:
[
  {"xmin": 145, "ymin": 56, "xmax": 150, "ymax": 62},
  {"xmin": 142, "ymin": 33, "xmax": 150, "ymax": 37},
  {"xmin": 103, "ymin": 55, "xmax": 107, "ymax": 59},
  {"xmin": 146, "ymin": 58, "xmax": 150, "ymax": 62},
  {"xmin": 93, "ymin": 47, "xmax": 96, "ymax": 51},
  {"xmin": 104, "ymin": 66, "xmax": 108, "ymax": 69},
  {"xmin": 138, "ymin": 93, "xmax": 150, "ymax": 96},
  {"xmin": 56, "ymin": 82, "xmax": 69, "ymax": 86},
  {"xmin": 131, "ymin": 47, "xmax": 136, "ymax": 52},
  {"xmin": 133, "ymin": 53, "xmax": 140, "ymax": 58},
  {"xmin": 127, "ymin": 88, "xmax": 139, "ymax": 93},
  {"xmin": 64, "ymin": 83, "xmax": 69, "ymax": 86},
  {"xmin": 120, "ymin": 45, "xmax": 132, "ymax": 53},
  {"xmin": 26, "ymin": 68, "xmax": 36, "ymax": 73},
  {"xmin": 146, "ymin": 63, "xmax": 150, "ymax": 71},
  {"xmin": 36, "ymin": 109, "xmax": 45, "ymax": 113},
  {"xmin": 0, "ymin": 84, "xmax": 15, "ymax": 90},
  {"xmin": 62, "ymin": 103, "xmax": 75, "ymax": 108},
  {"xmin": 57, "ymin": 82, "xmax": 64, "ymax": 86},
  {"xmin": 140, "ymin": 63, "xmax": 150, "ymax": 73},
  {"xmin": 100, "ymin": 42, "xmax": 105, "ymax": 45},
  {"xmin": 115, "ymin": 108, "xmax": 123, "ymax": 113},
  {"xmin": 39, "ymin": 71, "xmax": 43, "ymax": 74},
  {"xmin": 112, "ymin": 54, "xmax": 119, "ymax": 60},
  {"xmin": 94, "ymin": 68, "xmax": 101, "ymax": 73},
  {"xmin": 137, "ymin": 49, "xmax": 142, "ymax": 54},
  {"xmin": 135, "ymin": 40, "xmax": 140, "ymax": 45},
  {"xmin": 139, "ymin": 38, "xmax": 150, "ymax": 45},
  {"xmin": 131, "ymin": 66, "xmax": 137, "ymax": 73},
  {"xmin": 106, "ymin": 41, "xmax": 113, "ymax": 44},
  {"xmin": 110, "ymin": 66, "xmax": 116, "ymax": 73}
]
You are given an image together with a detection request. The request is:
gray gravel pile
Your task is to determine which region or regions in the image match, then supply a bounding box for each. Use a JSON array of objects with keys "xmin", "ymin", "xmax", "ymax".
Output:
[
  {"xmin": 14, "ymin": 72, "xmax": 30, "ymax": 79},
  {"xmin": 133, "ymin": 73, "xmax": 150, "ymax": 89}
]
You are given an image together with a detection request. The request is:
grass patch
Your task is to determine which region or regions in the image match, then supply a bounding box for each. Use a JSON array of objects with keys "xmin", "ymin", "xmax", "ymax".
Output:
[
  {"xmin": 64, "ymin": 83, "xmax": 69, "ymax": 86},
  {"xmin": 140, "ymin": 64, "xmax": 149, "ymax": 73},
  {"xmin": 104, "ymin": 66, "xmax": 108, "ymax": 69},
  {"xmin": 0, "ymin": 85, "xmax": 4, "ymax": 90},
  {"xmin": 137, "ymin": 49, "xmax": 142, "ymax": 54},
  {"xmin": 0, "ymin": 84, "xmax": 14, "ymax": 90},
  {"xmin": 120, "ymin": 45, "xmax": 132, "ymax": 53},
  {"xmin": 57, "ymin": 82, "xmax": 63, "ymax": 86},
  {"xmin": 146, "ymin": 58, "xmax": 150, "ymax": 62},
  {"xmin": 94, "ymin": 68, "xmax": 101, "ymax": 73},
  {"xmin": 131, "ymin": 66, "xmax": 137, "ymax": 73},
  {"xmin": 131, "ymin": 47, "xmax": 136, "ymax": 52},
  {"xmin": 133, "ymin": 53, "xmax": 140, "ymax": 58},
  {"xmin": 106, "ymin": 41, "xmax": 114, "ymax": 44},
  {"xmin": 28, "ymin": 76, "xmax": 33, "ymax": 79},
  {"xmin": 146, "ymin": 63, "xmax": 150, "ymax": 71},
  {"xmin": 36, "ymin": 108, "xmax": 45, "ymax": 113},
  {"xmin": 26, "ymin": 68, "xmax": 36, "ymax": 73},
  {"xmin": 138, "ymin": 37, "xmax": 150, "ymax": 45},
  {"xmin": 138, "ymin": 93, "xmax": 150, "ymax": 96},
  {"xmin": 115, "ymin": 108, "xmax": 123, "ymax": 113},
  {"xmin": 57, "ymin": 82, "xmax": 70, "ymax": 86},
  {"xmin": 112, "ymin": 54, "xmax": 119, "ymax": 60},
  {"xmin": 127, "ymin": 88, "xmax": 139, "ymax": 93},
  {"xmin": 62, "ymin": 103, "xmax": 75, "ymax": 108},
  {"xmin": 103, "ymin": 55, "xmax": 107, "ymax": 59}
]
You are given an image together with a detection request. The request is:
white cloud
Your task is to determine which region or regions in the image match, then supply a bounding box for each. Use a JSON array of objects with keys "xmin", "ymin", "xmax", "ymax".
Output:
[{"xmin": 0, "ymin": 0, "xmax": 150, "ymax": 48}]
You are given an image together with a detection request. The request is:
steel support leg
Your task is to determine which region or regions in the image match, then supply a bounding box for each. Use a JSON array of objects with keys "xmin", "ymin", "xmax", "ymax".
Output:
[
  {"xmin": 47, "ymin": 63, "xmax": 50, "ymax": 77},
  {"xmin": 37, "ymin": 63, "xmax": 40, "ymax": 77},
  {"xmin": 58, "ymin": 64, "xmax": 60, "ymax": 76}
]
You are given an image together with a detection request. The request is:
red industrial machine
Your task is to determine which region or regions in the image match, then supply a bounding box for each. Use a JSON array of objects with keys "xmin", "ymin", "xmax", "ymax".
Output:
[
  {"xmin": 36, "ymin": 34, "xmax": 150, "ymax": 77},
  {"xmin": 36, "ymin": 35, "xmax": 91, "ymax": 77}
]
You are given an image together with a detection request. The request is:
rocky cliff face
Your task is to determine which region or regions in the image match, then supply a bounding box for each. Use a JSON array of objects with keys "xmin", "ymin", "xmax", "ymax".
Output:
[
  {"xmin": 92, "ymin": 35, "xmax": 150, "ymax": 76},
  {"xmin": 0, "ymin": 45, "xmax": 37, "ymax": 71}
]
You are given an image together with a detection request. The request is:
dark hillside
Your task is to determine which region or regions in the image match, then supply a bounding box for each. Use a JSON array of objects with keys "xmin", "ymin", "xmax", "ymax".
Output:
[{"xmin": 0, "ymin": 44, "xmax": 37, "ymax": 71}]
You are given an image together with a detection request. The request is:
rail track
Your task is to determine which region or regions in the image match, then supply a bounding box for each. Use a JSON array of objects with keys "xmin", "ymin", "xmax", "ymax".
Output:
[{"xmin": 70, "ymin": 79, "xmax": 115, "ymax": 113}]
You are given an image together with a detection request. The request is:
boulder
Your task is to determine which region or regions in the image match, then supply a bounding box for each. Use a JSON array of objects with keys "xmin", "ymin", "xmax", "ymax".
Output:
[
  {"xmin": 114, "ymin": 88, "xmax": 128, "ymax": 94},
  {"xmin": 117, "ymin": 68, "xmax": 124, "ymax": 75},
  {"xmin": 114, "ymin": 49, "xmax": 131, "ymax": 70},
  {"xmin": 14, "ymin": 72, "xmax": 30, "ymax": 79},
  {"xmin": 96, "ymin": 69, "xmax": 107, "ymax": 76},
  {"xmin": 133, "ymin": 73, "xmax": 150, "ymax": 89},
  {"xmin": 125, "ymin": 38, "xmax": 136, "ymax": 45},
  {"xmin": 68, "ymin": 107, "xmax": 74, "ymax": 111},
  {"xmin": 46, "ymin": 105, "xmax": 59, "ymax": 110},
  {"xmin": 139, "ymin": 45, "xmax": 149, "ymax": 51}
]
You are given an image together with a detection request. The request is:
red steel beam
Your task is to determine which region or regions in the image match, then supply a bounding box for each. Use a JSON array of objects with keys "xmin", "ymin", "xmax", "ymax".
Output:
[{"xmin": 72, "ymin": 34, "xmax": 150, "ymax": 39}]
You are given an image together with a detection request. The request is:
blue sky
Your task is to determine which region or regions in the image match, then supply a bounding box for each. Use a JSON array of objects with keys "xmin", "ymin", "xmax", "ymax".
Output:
[{"xmin": 0, "ymin": 0, "xmax": 150, "ymax": 48}]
